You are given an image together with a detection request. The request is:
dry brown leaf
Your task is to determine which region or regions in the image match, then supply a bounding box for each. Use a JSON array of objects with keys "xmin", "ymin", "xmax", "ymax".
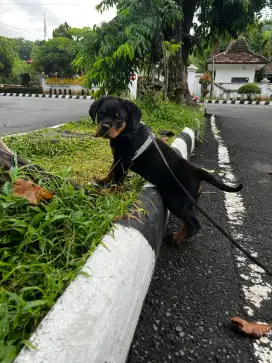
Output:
[
  {"xmin": 13, "ymin": 179, "xmax": 54, "ymax": 205},
  {"xmin": 231, "ymin": 317, "xmax": 272, "ymax": 338},
  {"xmin": 160, "ymin": 137, "xmax": 169, "ymax": 141}
]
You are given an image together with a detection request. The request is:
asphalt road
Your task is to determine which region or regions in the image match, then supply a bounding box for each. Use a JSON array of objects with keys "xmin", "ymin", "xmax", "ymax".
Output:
[
  {"xmin": 0, "ymin": 96, "xmax": 92, "ymax": 135},
  {"xmin": 128, "ymin": 104, "xmax": 272, "ymax": 363}
]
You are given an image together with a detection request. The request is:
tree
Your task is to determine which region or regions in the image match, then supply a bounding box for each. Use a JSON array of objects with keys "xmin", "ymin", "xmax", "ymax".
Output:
[
  {"xmin": 0, "ymin": 37, "xmax": 15, "ymax": 80},
  {"xmin": 32, "ymin": 37, "xmax": 77, "ymax": 76},
  {"xmin": 74, "ymin": 0, "xmax": 182, "ymax": 95},
  {"xmin": 244, "ymin": 19, "xmax": 272, "ymax": 59},
  {"xmin": 11, "ymin": 58, "xmax": 31, "ymax": 84},
  {"xmin": 21, "ymin": 73, "xmax": 31, "ymax": 87},
  {"xmin": 69, "ymin": 27, "xmax": 92, "ymax": 41},
  {"xmin": 53, "ymin": 22, "xmax": 73, "ymax": 39},
  {"xmin": 75, "ymin": 0, "xmax": 270, "ymax": 103},
  {"xmin": 10, "ymin": 38, "xmax": 34, "ymax": 60}
]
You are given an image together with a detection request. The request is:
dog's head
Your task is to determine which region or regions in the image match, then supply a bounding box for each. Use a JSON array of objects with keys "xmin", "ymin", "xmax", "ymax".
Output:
[{"xmin": 89, "ymin": 96, "xmax": 142, "ymax": 138}]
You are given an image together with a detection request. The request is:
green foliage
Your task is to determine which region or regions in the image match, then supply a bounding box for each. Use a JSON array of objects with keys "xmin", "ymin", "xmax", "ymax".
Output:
[
  {"xmin": 188, "ymin": 55, "xmax": 207, "ymax": 73},
  {"xmin": 195, "ymin": 0, "xmax": 267, "ymax": 49},
  {"xmin": 75, "ymin": 0, "xmax": 269, "ymax": 99},
  {"xmin": 11, "ymin": 59, "xmax": 31, "ymax": 85},
  {"xmin": 238, "ymin": 83, "xmax": 261, "ymax": 100},
  {"xmin": 69, "ymin": 27, "xmax": 92, "ymax": 41},
  {"xmin": 12, "ymin": 59, "xmax": 29, "ymax": 77},
  {"xmin": 74, "ymin": 0, "xmax": 182, "ymax": 94},
  {"xmin": 10, "ymin": 38, "xmax": 34, "ymax": 61},
  {"xmin": 0, "ymin": 169, "xmax": 142, "ymax": 360},
  {"xmin": 0, "ymin": 36, "xmax": 39, "ymax": 84},
  {"xmin": 21, "ymin": 73, "xmax": 31, "ymax": 87},
  {"xmin": 230, "ymin": 19, "xmax": 272, "ymax": 61},
  {"xmin": 31, "ymin": 37, "xmax": 77, "ymax": 76},
  {"xmin": 137, "ymin": 96, "xmax": 204, "ymax": 138},
  {"xmin": 52, "ymin": 22, "xmax": 73, "ymax": 39},
  {"xmin": 0, "ymin": 37, "xmax": 15, "ymax": 80}
]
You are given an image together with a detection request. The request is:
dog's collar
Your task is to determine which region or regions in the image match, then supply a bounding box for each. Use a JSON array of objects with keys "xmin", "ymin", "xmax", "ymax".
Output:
[{"xmin": 131, "ymin": 121, "xmax": 155, "ymax": 162}]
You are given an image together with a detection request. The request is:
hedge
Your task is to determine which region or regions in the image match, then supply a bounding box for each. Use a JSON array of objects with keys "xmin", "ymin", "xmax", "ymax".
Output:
[{"xmin": 0, "ymin": 87, "xmax": 43, "ymax": 94}]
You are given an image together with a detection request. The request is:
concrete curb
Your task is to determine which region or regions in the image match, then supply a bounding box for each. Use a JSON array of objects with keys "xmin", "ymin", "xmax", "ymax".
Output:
[
  {"xmin": 0, "ymin": 93, "xmax": 94, "ymax": 100},
  {"xmin": 204, "ymin": 99, "xmax": 272, "ymax": 105},
  {"xmin": 15, "ymin": 128, "xmax": 196, "ymax": 363}
]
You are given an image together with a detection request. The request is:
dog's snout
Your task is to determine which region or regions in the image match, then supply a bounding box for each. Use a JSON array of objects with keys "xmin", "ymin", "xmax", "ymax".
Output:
[{"xmin": 101, "ymin": 124, "xmax": 110, "ymax": 133}]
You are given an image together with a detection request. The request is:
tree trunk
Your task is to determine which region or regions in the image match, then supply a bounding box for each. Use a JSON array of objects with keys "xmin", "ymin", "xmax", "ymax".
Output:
[
  {"xmin": 161, "ymin": 40, "xmax": 169, "ymax": 99},
  {"xmin": 167, "ymin": 0, "xmax": 198, "ymax": 104},
  {"xmin": 0, "ymin": 140, "xmax": 82, "ymax": 190}
]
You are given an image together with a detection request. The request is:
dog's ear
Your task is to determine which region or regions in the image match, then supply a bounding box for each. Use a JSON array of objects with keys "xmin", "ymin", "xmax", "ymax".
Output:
[
  {"xmin": 89, "ymin": 97, "xmax": 104, "ymax": 123},
  {"xmin": 122, "ymin": 100, "xmax": 142, "ymax": 129}
]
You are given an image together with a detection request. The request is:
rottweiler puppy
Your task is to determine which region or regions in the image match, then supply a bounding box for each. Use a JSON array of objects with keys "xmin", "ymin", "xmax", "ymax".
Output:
[{"xmin": 89, "ymin": 96, "xmax": 242, "ymax": 244}]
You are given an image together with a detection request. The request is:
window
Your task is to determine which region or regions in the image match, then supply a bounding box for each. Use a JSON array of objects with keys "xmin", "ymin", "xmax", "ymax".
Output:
[{"xmin": 231, "ymin": 77, "xmax": 249, "ymax": 83}]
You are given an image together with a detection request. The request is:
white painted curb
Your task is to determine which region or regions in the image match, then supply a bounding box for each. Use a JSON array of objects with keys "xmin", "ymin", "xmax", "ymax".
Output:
[
  {"xmin": 204, "ymin": 100, "xmax": 272, "ymax": 105},
  {"xmin": 2, "ymin": 123, "xmax": 67, "ymax": 138},
  {"xmin": 15, "ymin": 226, "xmax": 155, "ymax": 363},
  {"xmin": 0, "ymin": 93, "xmax": 94, "ymax": 100},
  {"xmin": 15, "ymin": 127, "xmax": 197, "ymax": 363}
]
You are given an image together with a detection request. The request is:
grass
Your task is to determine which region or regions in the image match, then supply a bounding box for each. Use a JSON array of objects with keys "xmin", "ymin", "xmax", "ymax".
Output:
[
  {"xmin": 0, "ymin": 100, "xmax": 204, "ymax": 362},
  {"xmin": 4, "ymin": 119, "xmax": 112, "ymax": 185}
]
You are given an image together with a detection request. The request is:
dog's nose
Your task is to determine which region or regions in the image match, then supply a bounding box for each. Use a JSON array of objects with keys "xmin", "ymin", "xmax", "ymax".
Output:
[{"xmin": 101, "ymin": 124, "xmax": 110, "ymax": 133}]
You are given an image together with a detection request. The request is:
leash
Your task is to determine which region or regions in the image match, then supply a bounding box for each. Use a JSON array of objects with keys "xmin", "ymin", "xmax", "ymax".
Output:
[{"xmin": 148, "ymin": 131, "xmax": 272, "ymax": 277}]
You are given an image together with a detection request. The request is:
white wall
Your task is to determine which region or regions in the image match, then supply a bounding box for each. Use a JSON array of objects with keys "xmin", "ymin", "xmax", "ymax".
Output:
[
  {"xmin": 221, "ymin": 83, "xmax": 246, "ymax": 90},
  {"xmin": 215, "ymin": 64, "xmax": 256, "ymax": 83}
]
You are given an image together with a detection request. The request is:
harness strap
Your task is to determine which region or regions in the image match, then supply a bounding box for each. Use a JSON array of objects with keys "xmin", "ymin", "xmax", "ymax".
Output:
[{"xmin": 131, "ymin": 121, "xmax": 155, "ymax": 162}]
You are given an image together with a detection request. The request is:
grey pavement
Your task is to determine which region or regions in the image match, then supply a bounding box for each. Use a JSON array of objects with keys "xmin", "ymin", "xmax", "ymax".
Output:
[
  {"xmin": 0, "ymin": 96, "xmax": 92, "ymax": 135},
  {"xmin": 128, "ymin": 104, "xmax": 272, "ymax": 363}
]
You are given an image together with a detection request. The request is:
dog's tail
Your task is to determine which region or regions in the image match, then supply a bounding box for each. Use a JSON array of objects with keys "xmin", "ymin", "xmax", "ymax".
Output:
[{"xmin": 198, "ymin": 168, "xmax": 242, "ymax": 193}]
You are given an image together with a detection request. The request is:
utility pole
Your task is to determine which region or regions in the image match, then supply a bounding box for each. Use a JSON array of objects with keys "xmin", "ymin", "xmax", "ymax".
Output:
[{"xmin": 44, "ymin": 13, "xmax": 47, "ymax": 40}]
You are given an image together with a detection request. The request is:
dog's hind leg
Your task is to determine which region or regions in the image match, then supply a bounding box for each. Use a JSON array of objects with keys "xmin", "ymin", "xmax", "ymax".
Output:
[
  {"xmin": 162, "ymin": 191, "xmax": 201, "ymax": 245},
  {"xmin": 172, "ymin": 208, "xmax": 201, "ymax": 244}
]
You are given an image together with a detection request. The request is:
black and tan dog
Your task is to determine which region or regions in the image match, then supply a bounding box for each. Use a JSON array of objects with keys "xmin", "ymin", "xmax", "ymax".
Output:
[{"xmin": 89, "ymin": 96, "xmax": 242, "ymax": 244}]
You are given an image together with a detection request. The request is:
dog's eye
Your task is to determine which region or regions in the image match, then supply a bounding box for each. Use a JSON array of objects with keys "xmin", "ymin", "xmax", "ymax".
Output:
[
  {"xmin": 116, "ymin": 113, "xmax": 119, "ymax": 119},
  {"xmin": 99, "ymin": 110, "xmax": 105, "ymax": 118}
]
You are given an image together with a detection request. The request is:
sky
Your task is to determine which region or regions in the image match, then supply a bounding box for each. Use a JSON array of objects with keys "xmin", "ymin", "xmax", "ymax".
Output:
[{"xmin": 0, "ymin": 0, "xmax": 117, "ymax": 40}]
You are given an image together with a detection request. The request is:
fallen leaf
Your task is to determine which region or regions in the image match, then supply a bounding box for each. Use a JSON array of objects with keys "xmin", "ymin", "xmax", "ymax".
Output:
[
  {"xmin": 160, "ymin": 137, "xmax": 169, "ymax": 141},
  {"xmin": 231, "ymin": 317, "xmax": 272, "ymax": 338},
  {"xmin": 13, "ymin": 179, "xmax": 54, "ymax": 205}
]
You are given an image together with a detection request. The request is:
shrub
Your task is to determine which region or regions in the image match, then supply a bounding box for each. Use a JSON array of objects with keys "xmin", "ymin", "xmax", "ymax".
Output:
[
  {"xmin": 20, "ymin": 73, "xmax": 31, "ymax": 87},
  {"xmin": 238, "ymin": 83, "xmax": 261, "ymax": 101}
]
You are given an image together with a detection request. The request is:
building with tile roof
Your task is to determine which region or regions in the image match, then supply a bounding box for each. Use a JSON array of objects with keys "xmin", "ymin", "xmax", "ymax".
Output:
[{"xmin": 207, "ymin": 38, "xmax": 268, "ymax": 84}]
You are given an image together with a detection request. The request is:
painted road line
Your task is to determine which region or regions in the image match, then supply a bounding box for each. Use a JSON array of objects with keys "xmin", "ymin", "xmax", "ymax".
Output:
[{"xmin": 210, "ymin": 115, "xmax": 272, "ymax": 363}]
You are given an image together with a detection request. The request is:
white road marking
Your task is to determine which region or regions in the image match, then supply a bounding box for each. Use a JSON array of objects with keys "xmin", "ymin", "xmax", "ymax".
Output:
[{"xmin": 210, "ymin": 115, "xmax": 272, "ymax": 363}]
